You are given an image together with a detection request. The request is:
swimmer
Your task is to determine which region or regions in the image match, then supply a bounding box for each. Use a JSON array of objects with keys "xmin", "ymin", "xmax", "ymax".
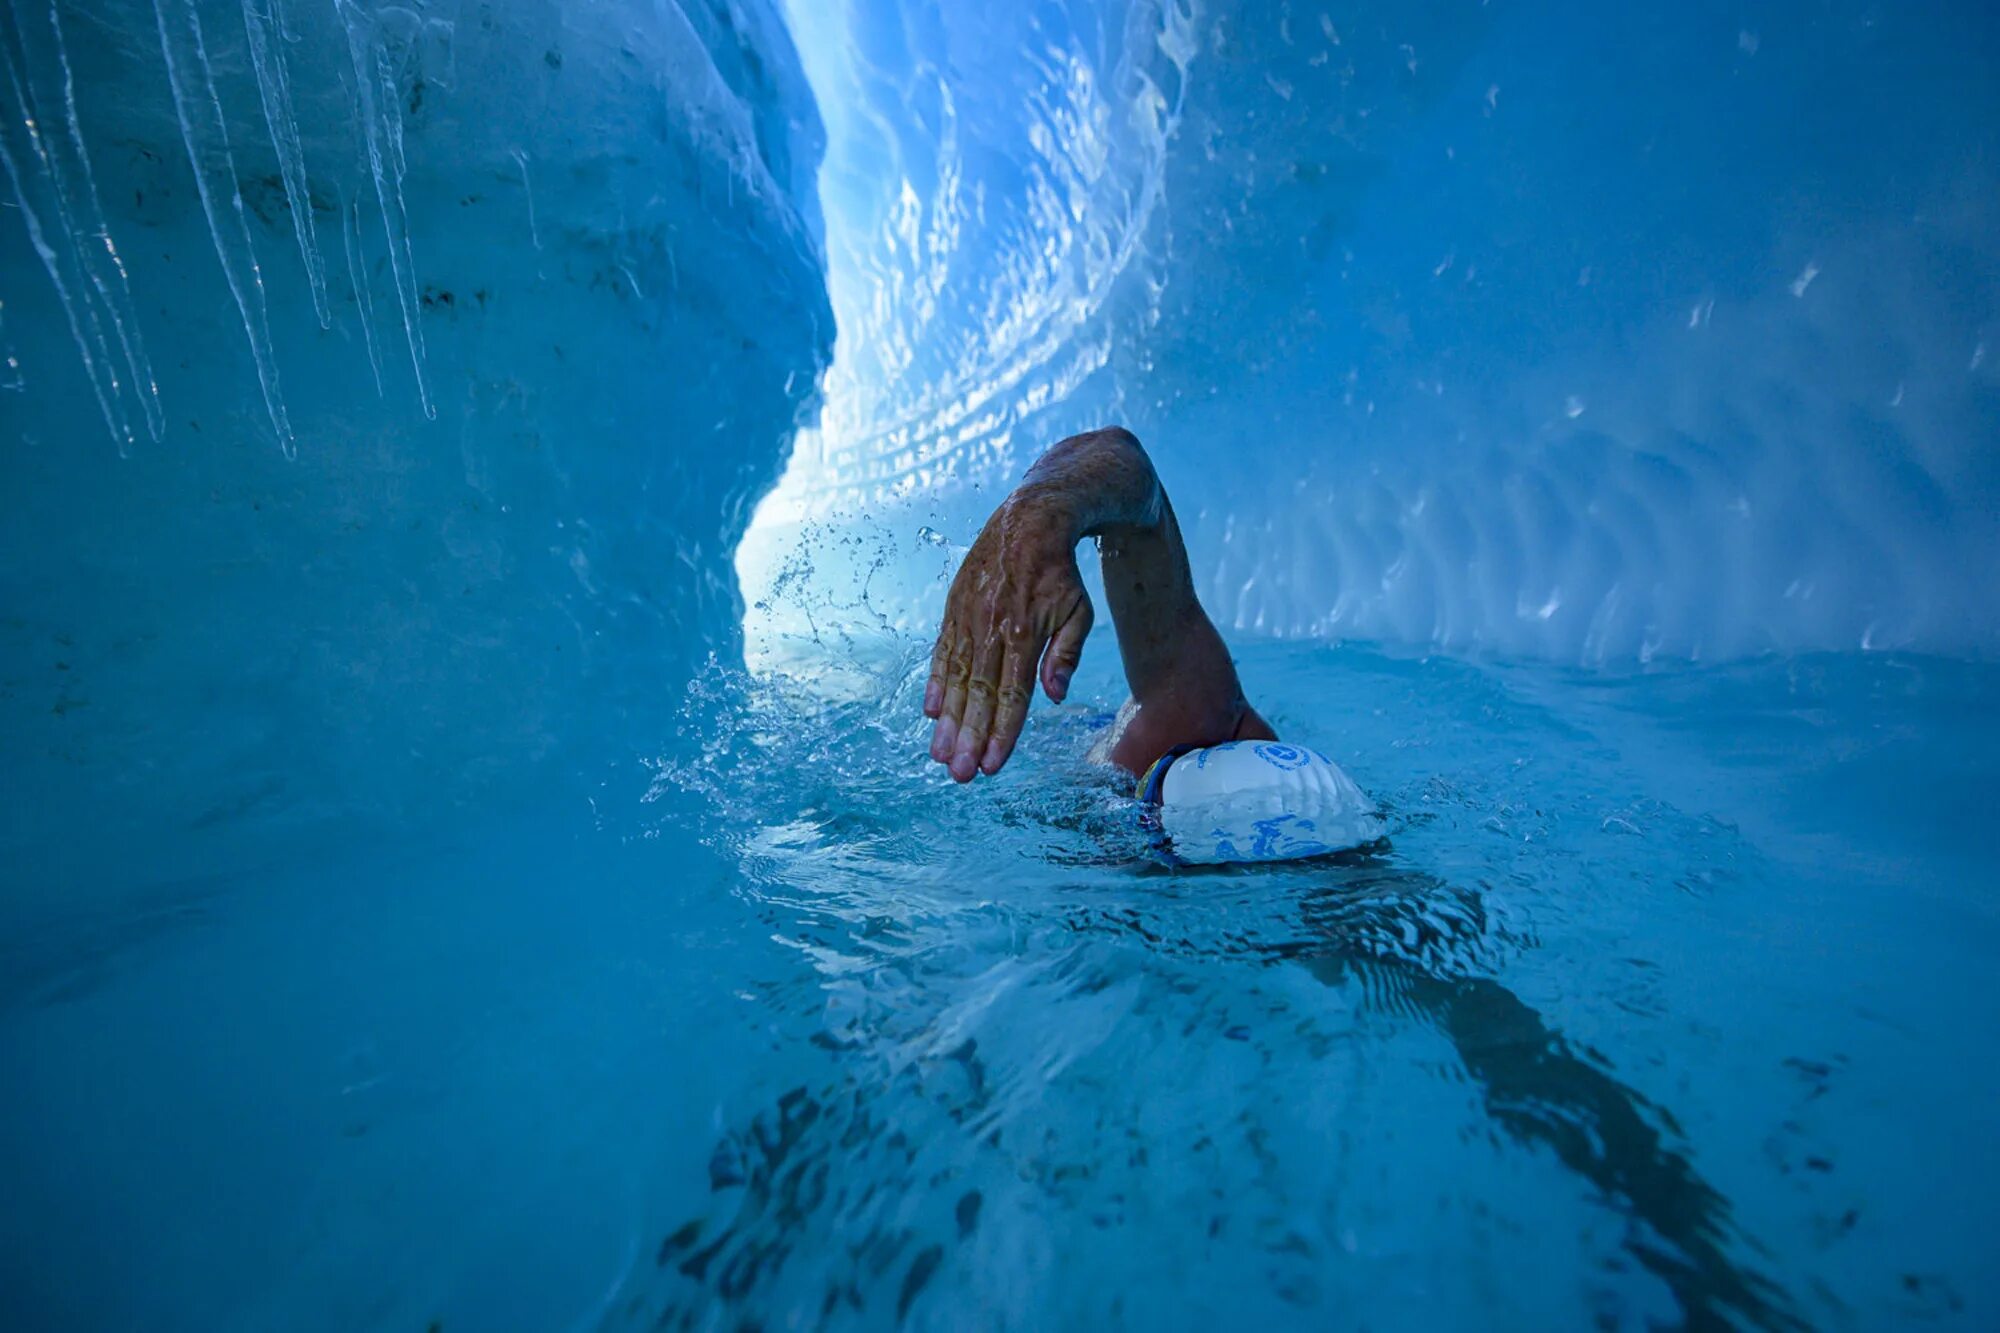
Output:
[{"xmin": 924, "ymin": 426, "xmax": 1275, "ymax": 782}]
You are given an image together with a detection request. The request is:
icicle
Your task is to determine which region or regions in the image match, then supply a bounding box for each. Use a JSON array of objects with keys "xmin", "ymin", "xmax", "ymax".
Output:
[
  {"xmin": 339, "ymin": 185, "xmax": 384, "ymax": 395},
  {"xmin": 0, "ymin": 65, "xmax": 127, "ymax": 449},
  {"xmin": 49, "ymin": 0, "xmax": 163, "ymax": 443},
  {"xmin": 0, "ymin": 0, "xmax": 163, "ymax": 452},
  {"xmin": 152, "ymin": 0, "xmax": 296, "ymax": 456},
  {"xmin": 510, "ymin": 147, "xmax": 542, "ymax": 250},
  {"xmin": 335, "ymin": 0, "xmax": 433, "ymax": 419},
  {"xmin": 241, "ymin": 0, "xmax": 331, "ymax": 328}
]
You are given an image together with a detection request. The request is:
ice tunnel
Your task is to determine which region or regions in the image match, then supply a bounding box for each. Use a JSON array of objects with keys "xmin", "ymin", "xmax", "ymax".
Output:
[{"xmin": 2, "ymin": 0, "xmax": 1997, "ymax": 1329}]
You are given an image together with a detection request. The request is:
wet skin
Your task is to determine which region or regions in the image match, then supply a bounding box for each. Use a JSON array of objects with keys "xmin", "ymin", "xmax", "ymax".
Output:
[{"xmin": 924, "ymin": 427, "xmax": 1272, "ymax": 782}]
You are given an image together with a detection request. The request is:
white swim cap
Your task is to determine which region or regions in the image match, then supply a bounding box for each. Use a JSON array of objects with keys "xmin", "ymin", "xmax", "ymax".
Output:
[{"xmin": 1139, "ymin": 740, "xmax": 1383, "ymax": 865}]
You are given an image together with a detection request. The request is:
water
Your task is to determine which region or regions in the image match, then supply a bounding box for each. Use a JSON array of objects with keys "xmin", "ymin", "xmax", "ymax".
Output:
[
  {"xmin": 3, "ymin": 1, "xmax": 1997, "ymax": 1328},
  {"xmin": 6, "ymin": 632, "xmax": 1991, "ymax": 1328}
]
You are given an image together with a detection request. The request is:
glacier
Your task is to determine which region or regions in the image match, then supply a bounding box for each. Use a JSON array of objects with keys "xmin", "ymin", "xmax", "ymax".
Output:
[
  {"xmin": 6, "ymin": 0, "xmax": 1997, "ymax": 894},
  {"xmin": 2, "ymin": 0, "xmax": 831, "ymax": 903},
  {"xmin": 746, "ymin": 0, "xmax": 2000, "ymax": 667},
  {"xmin": 2, "ymin": 0, "xmax": 1998, "ymax": 1329}
]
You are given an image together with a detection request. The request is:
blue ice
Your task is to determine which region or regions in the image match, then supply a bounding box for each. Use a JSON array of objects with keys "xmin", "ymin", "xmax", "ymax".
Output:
[{"xmin": 1, "ymin": 1, "xmax": 1996, "ymax": 1328}]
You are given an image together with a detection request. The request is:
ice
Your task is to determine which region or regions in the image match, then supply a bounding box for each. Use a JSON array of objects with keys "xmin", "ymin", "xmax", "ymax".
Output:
[
  {"xmin": 0, "ymin": 0, "xmax": 163, "ymax": 451},
  {"xmin": 0, "ymin": 0, "xmax": 832, "ymax": 893},
  {"xmin": 333, "ymin": 0, "xmax": 432, "ymax": 418},
  {"xmin": 153, "ymin": 0, "xmax": 296, "ymax": 454},
  {"xmin": 0, "ymin": 291, "xmax": 21, "ymax": 389},
  {"xmin": 240, "ymin": 0, "xmax": 330, "ymax": 328},
  {"xmin": 336, "ymin": 185, "xmax": 383, "ymax": 393},
  {"xmin": 11, "ymin": 2, "xmax": 1992, "ymax": 811},
  {"xmin": 743, "ymin": 0, "xmax": 2000, "ymax": 666},
  {"xmin": 0, "ymin": 0, "xmax": 1994, "ymax": 1007},
  {"xmin": 0, "ymin": 2, "xmax": 1997, "ymax": 1327},
  {"xmin": 508, "ymin": 146, "xmax": 541, "ymax": 250}
]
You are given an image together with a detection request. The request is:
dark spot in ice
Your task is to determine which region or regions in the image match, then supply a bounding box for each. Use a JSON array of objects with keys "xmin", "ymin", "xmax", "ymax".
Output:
[
  {"xmin": 656, "ymin": 1218, "xmax": 702, "ymax": 1265},
  {"xmin": 1805, "ymin": 1156, "xmax": 1833, "ymax": 1173},
  {"xmin": 544, "ymin": 48, "xmax": 562, "ymax": 69},
  {"xmin": 1899, "ymin": 1273, "xmax": 1964, "ymax": 1314},
  {"xmin": 708, "ymin": 1136, "xmax": 746, "ymax": 1189},
  {"xmin": 955, "ymin": 1190, "xmax": 981, "ymax": 1238},
  {"xmin": 678, "ymin": 1232, "xmax": 729, "ymax": 1282},
  {"xmin": 407, "ymin": 77, "xmax": 426, "ymax": 116},
  {"xmin": 897, "ymin": 1245, "xmax": 943, "ymax": 1320},
  {"xmin": 420, "ymin": 286, "xmax": 456, "ymax": 310}
]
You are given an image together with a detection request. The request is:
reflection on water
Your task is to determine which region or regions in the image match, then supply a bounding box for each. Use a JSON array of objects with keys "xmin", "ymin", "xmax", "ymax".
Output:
[{"xmin": 1294, "ymin": 882, "xmax": 1800, "ymax": 1333}]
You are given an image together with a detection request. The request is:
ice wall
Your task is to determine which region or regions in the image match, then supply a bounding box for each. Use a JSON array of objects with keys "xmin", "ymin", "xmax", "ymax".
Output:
[
  {"xmin": 0, "ymin": 0, "xmax": 831, "ymax": 902},
  {"xmin": 6, "ymin": 0, "xmax": 1998, "ymax": 902},
  {"xmin": 744, "ymin": 0, "xmax": 2000, "ymax": 666}
]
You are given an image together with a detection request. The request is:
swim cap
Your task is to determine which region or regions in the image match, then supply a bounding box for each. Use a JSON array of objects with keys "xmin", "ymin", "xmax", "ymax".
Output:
[{"xmin": 1138, "ymin": 740, "xmax": 1383, "ymax": 865}]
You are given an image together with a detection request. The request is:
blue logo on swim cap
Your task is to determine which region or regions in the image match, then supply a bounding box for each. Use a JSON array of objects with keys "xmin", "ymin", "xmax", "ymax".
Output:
[{"xmin": 1255, "ymin": 742, "xmax": 1308, "ymax": 770}]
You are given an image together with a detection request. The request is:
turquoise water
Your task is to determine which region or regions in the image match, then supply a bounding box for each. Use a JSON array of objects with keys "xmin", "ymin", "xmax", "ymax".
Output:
[
  {"xmin": 4, "ymin": 1, "xmax": 1998, "ymax": 1326},
  {"xmin": 7, "ymin": 635, "xmax": 1992, "ymax": 1328}
]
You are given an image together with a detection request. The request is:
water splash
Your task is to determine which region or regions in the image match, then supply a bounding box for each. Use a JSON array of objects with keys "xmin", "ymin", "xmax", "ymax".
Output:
[
  {"xmin": 152, "ymin": 0, "xmax": 296, "ymax": 455},
  {"xmin": 240, "ymin": 0, "xmax": 331, "ymax": 329},
  {"xmin": 645, "ymin": 639, "xmax": 1154, "ymax": 881}
]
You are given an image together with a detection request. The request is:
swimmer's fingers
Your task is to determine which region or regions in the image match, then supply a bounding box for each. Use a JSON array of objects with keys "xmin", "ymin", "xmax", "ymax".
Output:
[
  {"xmin": 948, "ymin": 633, "xmax": 1006, "ymax": 782},
  {"xmin": 924, "ymin": 614, "xmax": 958, "ymax": 720},
  {"xmin": 1039, "ymin": 593, "xmax": 1093, "ymax": 703},
  {"xmin": 924, "ymin": 634, "xmax": 947, "ymax": 718},
  {"xmin": 980, "ymin": 644, "xmax": 1039, "ymax": 775},
  {"xmin": 929, "ymin": 622, "xmax": 973, "ymax": 764}
]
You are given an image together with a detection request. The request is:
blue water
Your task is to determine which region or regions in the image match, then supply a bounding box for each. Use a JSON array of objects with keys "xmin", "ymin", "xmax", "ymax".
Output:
[
  {"xmin": 4, "ymin": 0, "xmax": 1999, "ymax": 1327},
  {"xmin": 6, "ymin": 636, "xmax": 1995, "ymax": 1327}
]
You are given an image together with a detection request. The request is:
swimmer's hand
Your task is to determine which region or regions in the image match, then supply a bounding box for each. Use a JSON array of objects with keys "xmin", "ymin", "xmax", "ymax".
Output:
[
  {"xmin": 924, "ymin": 426, "xmax": 1261, "ymax": 781},
  {"xmin": 924, "ymin": 491, "xmax": 1094, "ymax": 781}
]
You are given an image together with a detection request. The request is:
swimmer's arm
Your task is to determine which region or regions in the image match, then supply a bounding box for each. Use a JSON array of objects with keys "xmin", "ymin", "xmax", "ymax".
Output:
[
  {"xmin": 924, "ymin": 426, "xmax": 1271, "ymax": 782},
  {"xmin": 1058, "ymin": 430, "xmax": 1274, "ymax": 773}
]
